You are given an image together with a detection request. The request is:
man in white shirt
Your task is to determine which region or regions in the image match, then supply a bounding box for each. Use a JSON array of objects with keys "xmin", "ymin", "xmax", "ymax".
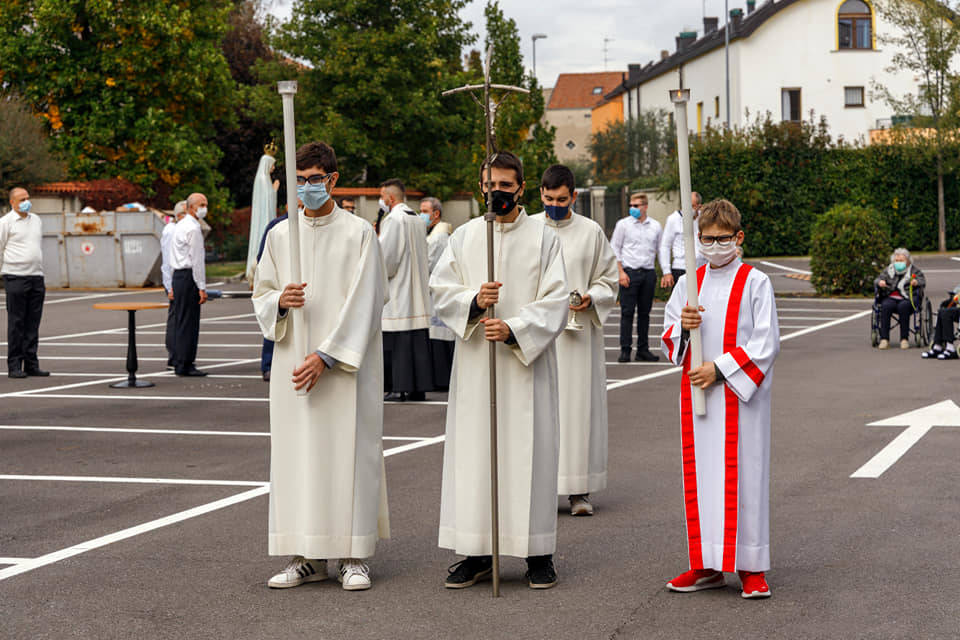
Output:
[
  {"xmin": 421, "ymin": 196, "xmax": 455, "ymax": 390},
  {"xmin": 379, "ymin": 178, "xmax": 433, "ymax": 402},
  {"xmin": 170, "ymin": 192, "xmax": 208, "ymax": 377},
  {"xmin": 610, "ymin": 192, "xmax": 662, "ymax": 363},
  {"xmin": 659, "ymin": 192, "xmax": 703, "ymax": 290},
  {"xmin": 1, "ymin": 187, "xmax": 49, "ymax": 378},
  {"xmin": 161, "ymin": 200, "xmax": 187, "ymax": 369}
]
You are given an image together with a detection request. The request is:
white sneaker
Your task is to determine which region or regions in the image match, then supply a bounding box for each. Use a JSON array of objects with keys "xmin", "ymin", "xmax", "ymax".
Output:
[
  {"xmin": 900, "ymin": 339, "xmax": 909, "ymax": 350},
  {"xmin": 267, "ymin": 556, "xmax": 327, "ymax": 589},
  {"xmin": 569, "ymin": 494, "xmax": 594, "ymax": 516},
  {"xmin": 878, "ymin": 339, "xmax": 890, "ymax": 350},
  {"xmin": 338, "ymin": 559, "xmax": 372, "ymax": 591}
]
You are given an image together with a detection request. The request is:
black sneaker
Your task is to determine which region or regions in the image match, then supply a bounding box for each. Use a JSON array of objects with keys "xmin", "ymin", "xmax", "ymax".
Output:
[
  {"xmin": 25, "ymin": 368, "xmax": 50, "ymax": 377},
  {"xmin": 445, "ymin": 556, "xmax": 492, "ymax": 589},
  {"xmin": 8, "ymin": 369, "xmax": 27, "ymax": 379},
  {"xmin": 617, "ymin": 348, "xmax": 631, "ymax": 363},
  {"xmin": 525, "ymin": 555, "xmax": 557, "ymax": 589},
  {"xmin": 921, "ymin": 347, "xmax": 942, "ymax": 359},
  {"xmin": 937, "ymin": 349, "xmax": 959, "ymax": 360},
  {"xmin": 635, "ymin": 348, "xmax": 660, "ymax": 362}
]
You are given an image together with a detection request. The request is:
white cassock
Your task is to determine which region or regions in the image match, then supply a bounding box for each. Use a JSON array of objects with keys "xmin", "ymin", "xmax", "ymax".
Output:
[
  {"xmin": 253, "ymin": 206, "xmax": 390, "ymax": 559},
  {"xmin": 531, "ymin": 211, "xmax": 618, "ymax": 496},
  {"xmin": 427, "ymin": 221, "xmax": 455, "ymax": 342},
  {"xmin": 380, "ymin": 203, "xmax": 432, "ymax": 332},
  {"xmin": 660, "ymin": 259, "xmax": 779, "ymax": 572},
  {"xmin": 431, "ymin": 210, "xmax": 569, "ymax": 558}
]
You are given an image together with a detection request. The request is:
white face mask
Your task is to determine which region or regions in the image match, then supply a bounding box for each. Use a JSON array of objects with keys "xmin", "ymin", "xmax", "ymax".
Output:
[
  {"xmin": 699, "ymin": 240, "xmax": 739, "ymax": 266},
  {"xmin": 196, "ymin": 206, "xmax": 208, "ymax": 219}
]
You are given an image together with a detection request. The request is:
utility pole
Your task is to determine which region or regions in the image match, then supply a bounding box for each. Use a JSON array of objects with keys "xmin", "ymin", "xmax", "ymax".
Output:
[
  {"xmin": 603, "ymin": 37, "xmax": 614, "ymax": 70},
  {"xmin": 532, "ymin": 33, "xmax": 547, "ymax": 83}
]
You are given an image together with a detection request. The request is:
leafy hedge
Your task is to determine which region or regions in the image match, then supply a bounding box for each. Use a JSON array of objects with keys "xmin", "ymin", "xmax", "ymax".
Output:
[
  {"xmin": 810, "ymin": 204, "xmax": 891, "ymax": 295},
  {"xmin": 664, "ymin": 115, "xmax": 960, "ymax": 256}
]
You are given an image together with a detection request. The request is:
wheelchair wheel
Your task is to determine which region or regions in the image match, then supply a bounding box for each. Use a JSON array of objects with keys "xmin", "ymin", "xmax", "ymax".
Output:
[
  {"xmin": 920, "ymin": 298, "xmax": 933, "ymax": 347},
  {"xmin": 871, "ymin": 329, "xmax": 879, "ymax": 348}
]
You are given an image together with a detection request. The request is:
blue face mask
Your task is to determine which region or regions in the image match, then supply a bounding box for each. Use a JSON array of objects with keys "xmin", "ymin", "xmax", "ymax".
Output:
[
  {"xmin": 419, "ymin": 213, "xmax": 432, "ymax": 226},
  {"xmin": 297, "ymin": 183, "xmax": 330, "ymax": 210},
  {"xmin": 17, "ymin": 200, "xmax": 31, "ymax": 214},
  {"xmin": 893, "ymin": 261, "xmax": 907, "ymax": 273},
  {"xmin": 629, "ymin": 206, "xmax": 643, "ymax": 219},
  {"xmin": 544, "ymin": 204, "xmax": 569, "ymax": 221}
]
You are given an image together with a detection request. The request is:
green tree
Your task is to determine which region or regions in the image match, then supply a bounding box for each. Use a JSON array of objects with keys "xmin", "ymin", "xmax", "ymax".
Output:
[
  {"xmin": 0, "ymin": 0, "xmax": 235, "ymax": 214},
  {"xmin": 268, "ymin": 0, "xmax": 476, "ymax": 197},
  {"xmin": 872, "ymin": 0, "xmax": 960, "ymax": 251},
  {"xmin": 0, "ymin": 97, "xmax": 65, "ymax": 200},
  {"xmin": 478, "ymin": 1, "xmax": 556, "ymax": 208},
  {"xmin": 590, "ymin": 109, "xmax": 675, "ymax": 185}
]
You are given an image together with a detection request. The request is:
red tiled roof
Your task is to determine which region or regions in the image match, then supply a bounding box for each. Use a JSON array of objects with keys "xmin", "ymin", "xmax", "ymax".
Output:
[
  {"xmin": 547, "ymin": 72, "xmax": 625, "ymax": 110},
  {"xmin": 32, "ymin": 179, "xmax": 140, "ymax": 195}
]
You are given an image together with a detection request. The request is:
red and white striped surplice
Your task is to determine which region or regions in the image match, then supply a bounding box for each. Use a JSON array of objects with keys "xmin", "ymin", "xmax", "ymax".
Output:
[{"xmin": 661, "ymin": 259, "xmax": 780, "ymax": 572}]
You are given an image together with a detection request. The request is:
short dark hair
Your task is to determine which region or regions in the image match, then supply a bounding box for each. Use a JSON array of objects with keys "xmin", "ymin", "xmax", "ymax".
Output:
[
  {"xmin": 380, "ymin": 178, "xmax": 405, "ymax": 194},
  {"xmin": 341, "ymin": 196, "xmax": 356, "ymax": 204},
  {"xmin": 540, "ymin": 164, "xmax": 575, "ymax": 193},
  {"xmin": 479, "ymin": 151, "xmax": 524, "ymax": 185},
  {"xmin": 295, "ymin": 142, "xmax": 337, "ymax": 173}
]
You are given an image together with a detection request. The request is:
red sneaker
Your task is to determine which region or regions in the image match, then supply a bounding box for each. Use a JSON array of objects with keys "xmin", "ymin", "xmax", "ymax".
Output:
[
  {"xmin": 738, "ymin": 571, "xmax": 771, "ymax": 599},
  {"xmin": 666, "ymin": 568, "xmax": 725, "ymax": 592}
]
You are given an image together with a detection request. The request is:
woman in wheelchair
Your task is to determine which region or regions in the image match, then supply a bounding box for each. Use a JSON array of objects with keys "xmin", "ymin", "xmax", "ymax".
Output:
[
  {"xmin": 921, "ymin": 287, "xmax": 960, "ymax": 360},
  {"xmin": 874, "ymin": 248, "xmax": 925, "ymax": 350}
]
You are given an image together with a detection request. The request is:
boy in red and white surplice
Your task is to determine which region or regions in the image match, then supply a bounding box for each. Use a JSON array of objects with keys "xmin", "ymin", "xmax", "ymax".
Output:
[{"xmin": 660, "ymin": 199, "xmax": 780, "ymax": 599}]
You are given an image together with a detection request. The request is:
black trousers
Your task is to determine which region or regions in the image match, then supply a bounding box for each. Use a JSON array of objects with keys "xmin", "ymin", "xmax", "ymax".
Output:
[
  {"xmin": 619, "ymin": 267, "xmax": 656, "ymax": 351},
  {"xmin": 671, "ymin": 268, "xmax": 685, "ymax": 285},
  {"xmin": 164, "ymin": 289, "xmax": 176, "ymax": 363},
  {"xmin": 383, "ymin": 328, "xmax": 433, "ymax": 393},
  {"xmin": 172, "ymin": 269, "xmax": 201, "ymax": 371},
  {"xmin": 4, "ymin": 274, "xmax": 45, "ymax": 371},
  {"xmin": 934, "ymin": 302, "xmax": 960, "ymax": 344},
  {"xmin": 879, "ymin": 297, "xmax": 912, "ymax": 341}
]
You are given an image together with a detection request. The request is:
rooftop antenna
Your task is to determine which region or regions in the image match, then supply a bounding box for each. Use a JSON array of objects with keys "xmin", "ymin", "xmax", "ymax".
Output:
[{"xmin": 603, "ymin": 36, "xmax": 614, "ymax": 70}]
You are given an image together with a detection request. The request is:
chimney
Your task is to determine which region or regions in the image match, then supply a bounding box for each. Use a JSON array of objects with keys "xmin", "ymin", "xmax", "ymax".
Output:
[
  {"xmin": 628, "ymin": 63, "xmax": 642, "ymax": 83},
  {"xmin": 729, "ymin": 8, "xmax": 744, "ymax": 33},
  {"xmin": 703, "ymin": 16, "xmax": 719, "ymax": 35},
  {"xmin": 675, "ymin": 31, "xmax": 697, "ymax": 53},
  {"xmin": 660, "ymin": 49, "xmax": 670, "ymax": 60},
  {"xmin": 747, "ymin": 0, "xmax": 757, "ymax": 14}
]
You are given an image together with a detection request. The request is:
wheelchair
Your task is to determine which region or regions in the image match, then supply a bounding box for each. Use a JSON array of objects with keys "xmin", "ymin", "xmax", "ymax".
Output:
[{"xmin": 870, "ymin": 285, "xmax": 933, "ymax": 348}]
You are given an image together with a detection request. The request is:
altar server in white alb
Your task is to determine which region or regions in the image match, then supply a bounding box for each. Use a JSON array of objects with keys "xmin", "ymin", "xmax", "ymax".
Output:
[
  {"xmin": 253, "ymin": 142, "xmax": 389, "ymax": 592},
  {"xmin": 659, "ymin": 199, "xmax": 779, "ymax": 599},
  {"xmin": 658, "ymin": 191, "xmax": 705, "ymax": 290},
  {"xmin": 379, "ymin": 178, "xmax": 434, "ymax": 402},
  {"xmin": 431, "ymin": 151, "xmax": 569, "ymax": 590},
  {"xmin": 531, "ymin": 164, "xmax": 618, "ymax": 517},
  {"xmin": 421, "ymin": 196, "xmax": 455, "ymax": 390}
]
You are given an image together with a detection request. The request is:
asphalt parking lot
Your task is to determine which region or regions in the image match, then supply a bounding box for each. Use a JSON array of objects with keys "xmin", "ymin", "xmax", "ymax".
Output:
[{"xmin": 1, "ymin": 255, "xmax": 959, "ymax": 639}]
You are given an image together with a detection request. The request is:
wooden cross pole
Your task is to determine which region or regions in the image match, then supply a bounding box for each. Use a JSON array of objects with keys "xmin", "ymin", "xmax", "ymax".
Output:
[{"xmin": 442, "ymin": 45, "xmax": 528, "ymax": 598}]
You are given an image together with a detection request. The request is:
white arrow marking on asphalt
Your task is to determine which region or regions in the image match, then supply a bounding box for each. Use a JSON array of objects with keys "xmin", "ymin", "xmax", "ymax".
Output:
[{"xmin": 851, "ymin": 400, "xmax": 960, "ymax": 478}]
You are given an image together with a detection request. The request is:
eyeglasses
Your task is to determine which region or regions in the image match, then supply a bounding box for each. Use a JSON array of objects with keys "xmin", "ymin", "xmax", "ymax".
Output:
[
  {"xmin": 699, "ymin": 233, "xmax": 738, "ymax": 246},
  {"xmin": 296, "ymin": 173, "xmax": 334, "ymax": 186}
]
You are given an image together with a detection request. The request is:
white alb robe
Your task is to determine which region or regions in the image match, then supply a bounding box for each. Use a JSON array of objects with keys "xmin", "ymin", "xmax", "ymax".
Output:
[
  {"xmin": 431, "ymin": 210, "xmax": 569, "ymax": 558},
  {"xmin": 660, "ymin": 259, "xmax": 779, "ymax": 572},
  {"xmin": 380, "ymin": 203, "xmax": 432, "ymax": 332},
  {"xmin": 427, "ymin": 221, "xmax": 455, "ymax": 342},
  {"xmin": 253, "ymin": 206, "xmax": 390, "ymax": 559},
  {"xmin": 532, "ymin": 212, "xmax": 618, "ymax": 495}
]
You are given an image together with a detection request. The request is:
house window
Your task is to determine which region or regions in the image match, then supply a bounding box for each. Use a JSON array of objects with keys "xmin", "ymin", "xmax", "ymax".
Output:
[
  {"xmin": 844, "ymin": 86, "xmax": 865, "ymax": 107},
  {"xmin": 697, "ymin": 102, "xmax": 703, "ymax": 134},
  {"xmin": 714, "ymin": 96, "xmax": 720, "ymax": 118},
  {"xmin": 781, "ymin": 88, "xmax": 801, "ymax": 122},
  {"xmin": 838, "ymin": 0, "xmax": 873, "ymax": 50},
  {"xmin": 592, "ymin": 86, "xmax": 603, "ymax": 95},
  {"xmin": 565, "ymin": 140, "xmax": 576, "ymax": 150}
]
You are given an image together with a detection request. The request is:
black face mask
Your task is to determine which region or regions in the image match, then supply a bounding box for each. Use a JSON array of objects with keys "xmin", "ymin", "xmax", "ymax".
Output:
[{"xmin": 484, "ymin": 187, "xmax": 522, "ymax": 216}]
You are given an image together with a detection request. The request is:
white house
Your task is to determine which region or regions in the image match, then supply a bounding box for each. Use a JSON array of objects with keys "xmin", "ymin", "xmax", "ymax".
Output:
[{"xmin": 607, "ymin": 0, "xmax": 927, "ymax": 143}]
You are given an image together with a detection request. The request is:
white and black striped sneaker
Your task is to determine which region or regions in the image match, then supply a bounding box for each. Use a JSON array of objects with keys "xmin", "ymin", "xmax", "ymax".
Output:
[{"xmin": 267, "ymin": 556, "xmax": 327, "ymax": 588}]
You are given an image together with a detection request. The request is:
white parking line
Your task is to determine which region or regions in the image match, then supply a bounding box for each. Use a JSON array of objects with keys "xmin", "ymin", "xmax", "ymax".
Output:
[
  {"xmin": 0, "ymin": 436, "xmax": 444, "ymax": 582},
  {"xmin": 44, "ymin": 290, "xmax": 162, "ymax": 306},
  {"xmin": 0, "ymin": 475, "xmax": 267, "ymax": 488},
  {"xmin": 0, "ymin": 425, "xmax": 432, "ymax": 442},
  {"xmin": 758, "ymin": 261, "xmax": 812, "ymax": 275},
  {"xmin": 36, "ymin": 343, "xmax": 261, "ymax": 348}
]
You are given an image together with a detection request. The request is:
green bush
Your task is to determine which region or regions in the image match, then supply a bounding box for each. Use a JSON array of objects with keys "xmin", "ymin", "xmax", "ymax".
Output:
[{"xmin": 809, "ymin": 204, "xmax": 891, "ymax": 295}]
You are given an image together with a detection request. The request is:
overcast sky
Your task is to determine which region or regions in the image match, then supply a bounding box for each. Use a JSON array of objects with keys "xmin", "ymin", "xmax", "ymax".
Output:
[{"xmin": 266, "ymin": 0, "xmax": 741, "ymax": 87}]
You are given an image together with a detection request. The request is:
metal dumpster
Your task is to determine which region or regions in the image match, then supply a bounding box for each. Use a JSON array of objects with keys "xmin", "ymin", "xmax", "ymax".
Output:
[{"xmin": 36, "ymin": 208, "xmax": 201, "ymax": 288}]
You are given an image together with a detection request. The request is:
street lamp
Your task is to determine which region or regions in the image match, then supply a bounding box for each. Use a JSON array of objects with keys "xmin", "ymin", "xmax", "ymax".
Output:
[{"xmin": 532, "ymin": 33, "xmax": 547, "ymax": 82}]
